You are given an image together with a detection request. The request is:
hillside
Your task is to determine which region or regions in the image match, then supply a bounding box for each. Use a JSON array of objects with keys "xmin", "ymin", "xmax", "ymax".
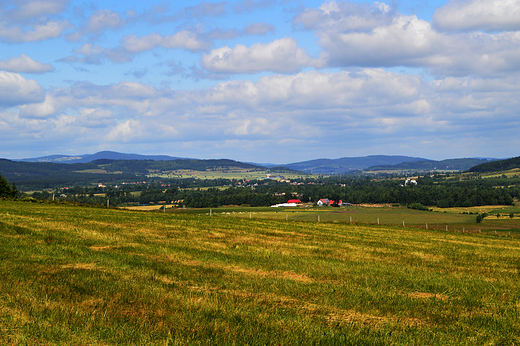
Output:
[
  {"xmin": 468, "ymin": 156, "xmax": 520, "ymax": 173},
  {"xmin": 367, "ymin": 158, "xmax": 491, "ymax": 172},
  {"xmin": 19, "ymin": 150, "xmax": 185, "ymax": 163},
  {"xmin": 2, "ymin": 200, "xmax": 520, "ymax": 345},
  {"xmin": 0, "ymin": 158, "xmax": 264, "ymax": 190},
  {"xmin": 285, "ymin": 155, "xmax": 428, "ymax": 174}
]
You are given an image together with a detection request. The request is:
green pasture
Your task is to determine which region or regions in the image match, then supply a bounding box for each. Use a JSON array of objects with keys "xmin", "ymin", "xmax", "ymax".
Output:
[
  {"xmin": 2, "ymin": 200, "xmax": 520, "ymax": 345},
  {"xmin": 168, "ymin": 204, "xmax": 520, "ymax": 234}
]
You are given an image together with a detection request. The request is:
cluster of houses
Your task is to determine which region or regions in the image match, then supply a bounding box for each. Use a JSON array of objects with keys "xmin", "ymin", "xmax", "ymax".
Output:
[{"xmin": 271, "ymin": 198, "xmax": 351, "ymax": 208}]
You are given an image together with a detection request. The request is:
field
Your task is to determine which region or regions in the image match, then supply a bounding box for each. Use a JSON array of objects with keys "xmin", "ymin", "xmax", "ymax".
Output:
[
  {"xmin": 133, "ymin": 204, "xmax": 520, "ymax": 235},
  {"xmin": 1, "ymin": 200, "xmax": 520, "ymax": 345},
  {"xmin": 147, "ymin": 169, "xmax": 313, "ymax": 180}
]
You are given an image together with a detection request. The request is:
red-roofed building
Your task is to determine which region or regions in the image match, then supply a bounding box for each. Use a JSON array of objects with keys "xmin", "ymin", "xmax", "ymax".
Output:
[{"xmin": 287, "ymin": 199, "xmax": 301, "ymax": 204}]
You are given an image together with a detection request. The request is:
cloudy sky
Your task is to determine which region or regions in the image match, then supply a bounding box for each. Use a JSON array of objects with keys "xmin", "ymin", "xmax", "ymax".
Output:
[{"xmin": 1, "ymin": 0, "xmax": 519, "ymax": 163}]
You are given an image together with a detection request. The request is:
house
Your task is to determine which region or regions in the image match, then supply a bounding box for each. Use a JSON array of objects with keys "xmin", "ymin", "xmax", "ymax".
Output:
[
  {"xmin": 287, "ymin": 199, "xmax": 301, "ymax": 204},
  {"xmin": 317, "ymin": 198, "xmax": 330, "ymax": 206},
  {"xmin": 271, "ymin": 203, "xmax": 298, "ymax": 207}
]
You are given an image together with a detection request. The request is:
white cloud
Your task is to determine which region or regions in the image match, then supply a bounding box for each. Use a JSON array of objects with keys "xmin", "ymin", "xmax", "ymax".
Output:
[
  {"xmin": 294, "ymin": 1, "xmax": 520, "ymax": 77},
  {"xmin": 185, "ymin": 2, "xmax": 227, "ymax": 17},
  {"xmin": 5, "ymin": 67, "xmax": 520, "ymax": 161},
  {"xmin": 18, "ymin": 95, "xmax": 56, "ymax": 118},
  {"xmin": 201, "ymin": 37, "xmax": 324, "ymax": 74},
  {"xmin": 0, "ymin": 20, "xmax": 71, "ymax": 43},
  {"xmin": 0, "ymin": 71, "xmax": 44, "ymax": 107},
  {"xmin": 105, "ymin": 119, "xmax": 178, "ymax": 143},
  {"xmin": 0, "ymin": 54, "xmax": 54, "ymax": 73},
  {"xmin": 433, "ymin": 0, "xmax": 520, "ymax": 32},
  {"xmin": 234, "ymin": 0, "xmax": 276, "ymax": 14},
  {"xmin": 3, "ymin": 0, "xmax": 69, "ymax": 21},
  {"xmin": 86, "ymin": 9, "xmax": 125, "ymax": 33},
  {"xmin": 294, "ymin": 1, "xmax": 394, "ymax": 32},
  {"xmin": 60, "ymin": 43, "xmax": 133, "ymax": 64},
  {"xmin": 243, "ymin": 22, "xmax": 275, "ymax": 35},
  {"xmin": 123, "ymin": 30, "xmax": 209, "ymax": 52}
]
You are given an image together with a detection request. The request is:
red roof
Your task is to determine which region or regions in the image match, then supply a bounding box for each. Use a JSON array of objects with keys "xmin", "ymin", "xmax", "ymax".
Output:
[{"xmin": 287, "ymin": 199, "xmax": 301, "ymax": 204}]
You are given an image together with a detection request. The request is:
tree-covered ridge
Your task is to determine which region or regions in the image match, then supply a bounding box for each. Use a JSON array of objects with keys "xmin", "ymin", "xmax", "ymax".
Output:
[
  {"xmin": 285, "ymin": 155, "xmax": 427, "ymax": 174},
  {"xmin": 367, "ymin": 158, "xmax": 490, "ymax": 172},
  {"xmin": 468, "ymin": 156, "xmax": 520, "ymax": 173},
  {"xmin": 0, "ymin": 158, "xmax": 266, "ymax": 190}
]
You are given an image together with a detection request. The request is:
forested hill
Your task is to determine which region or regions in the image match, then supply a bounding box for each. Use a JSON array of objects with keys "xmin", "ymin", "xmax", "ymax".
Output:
[
  {"xmin": 367, "ymin": 158, "xmax": 491, "ymax": 172},
  {"xmin": 285, "ymin": 155, "xmax": 428, "ymax": 174},
  {"xmin": 468, "ymin": 156, "xmax": 520, "ymax": 173},
  {"xmin": 0, "ymin": 158, "xmax": 264, "ymax": 189},
  {"xmin": 19, "ymin": 151, "xmax": 184, "ymax": 163}
]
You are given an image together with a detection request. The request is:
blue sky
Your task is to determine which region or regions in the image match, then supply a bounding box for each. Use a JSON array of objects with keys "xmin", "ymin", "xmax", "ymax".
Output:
[{"xmin": 1, "ymin": 0, "xmax": 519, "ymax": 163}]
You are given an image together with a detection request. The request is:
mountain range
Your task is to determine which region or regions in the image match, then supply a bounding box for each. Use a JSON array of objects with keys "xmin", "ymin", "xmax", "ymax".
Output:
[
  {"xmin": 20, "ymin": 151, "xmax": 184, "ymax": 164},
  {"xmin": 15, "ymin": 151, "xmax": 498, "ymax": 174}
]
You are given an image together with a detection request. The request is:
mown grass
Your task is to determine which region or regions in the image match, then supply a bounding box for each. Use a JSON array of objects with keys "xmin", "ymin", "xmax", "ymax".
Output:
[{"xmin": 1, "ymin": 200, "xmax": 520, "ymax": 345}]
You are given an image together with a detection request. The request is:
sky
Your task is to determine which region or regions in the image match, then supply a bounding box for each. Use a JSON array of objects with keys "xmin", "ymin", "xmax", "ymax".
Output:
[{"xmin": 1, "ymin": 0, "xmax": 519, "ymax": 164}]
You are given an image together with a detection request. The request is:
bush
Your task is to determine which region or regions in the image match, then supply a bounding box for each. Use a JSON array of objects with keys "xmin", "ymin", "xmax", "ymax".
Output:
[{"xmin": 407, "ymin": 203, "xmax": 429, "ymax": 211}]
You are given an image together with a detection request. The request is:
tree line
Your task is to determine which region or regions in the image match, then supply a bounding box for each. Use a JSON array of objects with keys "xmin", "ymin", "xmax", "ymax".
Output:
[{"xmin": 26, "ymin": 175, "xmax": 520, "ymax": 209}]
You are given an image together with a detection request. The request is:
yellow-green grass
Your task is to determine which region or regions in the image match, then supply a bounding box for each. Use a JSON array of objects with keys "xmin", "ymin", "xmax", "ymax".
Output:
[
  {"xmin": 1, "ymin": 200, "xmax": 520, "ymax": 345},
  {"xmin": 172, "ymin": 205, "xmax": 520, "ymax": 234},
  {"xmin": 478, "ymin": 168, "xmax": 520, "ymax": 179}
]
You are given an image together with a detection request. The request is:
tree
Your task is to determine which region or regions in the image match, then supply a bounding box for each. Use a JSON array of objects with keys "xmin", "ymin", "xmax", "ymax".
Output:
[{"xmin": 0, "ymin": 173, "xmax": 17, "ymax": 198}]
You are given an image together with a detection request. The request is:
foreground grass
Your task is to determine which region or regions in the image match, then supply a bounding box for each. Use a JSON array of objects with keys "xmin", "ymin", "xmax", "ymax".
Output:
[{"xmin": 1, "ymin": 200, "xmax": 520, "ymax": 345}]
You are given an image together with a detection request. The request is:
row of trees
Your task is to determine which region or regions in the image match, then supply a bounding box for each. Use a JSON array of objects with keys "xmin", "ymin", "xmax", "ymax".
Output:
[{"xmin": 31, "ymin": 176, "xmax": 520, "ymax": 209}]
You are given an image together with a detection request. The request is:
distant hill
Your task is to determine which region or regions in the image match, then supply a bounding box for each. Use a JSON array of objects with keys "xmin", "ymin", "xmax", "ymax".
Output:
[
  {"xmin": 285, "ymin": 155, "xmax": 428, "ymax": 174},
  {"xmin": 19, "ymin": 151, "xmax": 185, "ymax": 164},
  {"xmin": 0, "ymin": 158, "xmax": 264, "ymax": 190},
  {"xmin": 367, "ymin": 158, "xmax": 492, "ymax": 172},
  {"xmin": 468, "ymin": 156, "xmax": 520, "ymax": 173}
]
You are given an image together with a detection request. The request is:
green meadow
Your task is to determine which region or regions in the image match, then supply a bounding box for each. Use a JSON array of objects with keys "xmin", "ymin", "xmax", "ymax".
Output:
[
  {"xmin": 1, "ymin": 200, "xmax": 520, "ymax": 345},
  {"xmin": 170, "ymin": 204, "xmax": 520, "ymax": 234}
]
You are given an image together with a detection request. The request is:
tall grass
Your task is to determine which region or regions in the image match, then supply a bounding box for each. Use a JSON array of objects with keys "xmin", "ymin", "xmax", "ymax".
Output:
[{"xmin": 1, "ymin": 200, "xmax": 520, "ymax": 345}]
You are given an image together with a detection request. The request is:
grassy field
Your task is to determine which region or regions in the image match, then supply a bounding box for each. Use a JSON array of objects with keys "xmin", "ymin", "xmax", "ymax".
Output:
[
  {"xmin": 2, "ymin": 200, "xmax": 520, "ymax": 345},
  {"xmin": 133, "ymin": 204, "xmax": 520, "ymax": 234}
]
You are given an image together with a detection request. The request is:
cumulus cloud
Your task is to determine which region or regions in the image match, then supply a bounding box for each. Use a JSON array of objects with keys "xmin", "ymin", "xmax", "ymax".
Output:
[
  {"xmin": 123, "ymin": 30, "xmax": 209, "ymax": 53},
  {"xmin": 4, "ymin": 68, "xmax": 520, "ymax": 160},
  {"xmin": 294, "ymin": 1, "xmax": 520, "ymax": 77},
  {"xmin": 294, "ymin": 1, "xmax": 394, "ymax": 32},
  {"xmin": 234, "ymin": 0, "xmax": 276, "ymax": 14},
  {"xmin": 18, "ymin": 95, "xmax": 56, "ymax": 118},
  {"xmin": 185, "ymin": 2, "xmax": 227, "ymax": 17},
  {"xmin": 105, "ymin": 119, "xmax": 178, "ymax": 143},
  {"xmin": 86, "ymin": 9, "xmax": 125, "ymax": 33},
  {"xmin": 60, "ymin": 43, "xmax": 132, "ymax": 64},
  {"xmin": 243, "ymin": 22, "xmax": 275, "ymax": 35},
  {"xmin": 433, "ymin": 0, "xmax": 520, "ymax": 32},
  {"xmin": 0, "ymin": 71, "xmax": 45, "ymax": 107},
  {"xmin": 1, "ymin": 0, "xmax": 69, "ymax": 21},
  {"xmin": 201, "ymin": 37, "xmax": 324, "ymax": 74},
  {"xmin": 0, "ymin": 54, "xmax": 54, "ymax": 73},
  {"xmin": 0, "ymin": 20, "xmax": 71, "ymax": 43}
]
